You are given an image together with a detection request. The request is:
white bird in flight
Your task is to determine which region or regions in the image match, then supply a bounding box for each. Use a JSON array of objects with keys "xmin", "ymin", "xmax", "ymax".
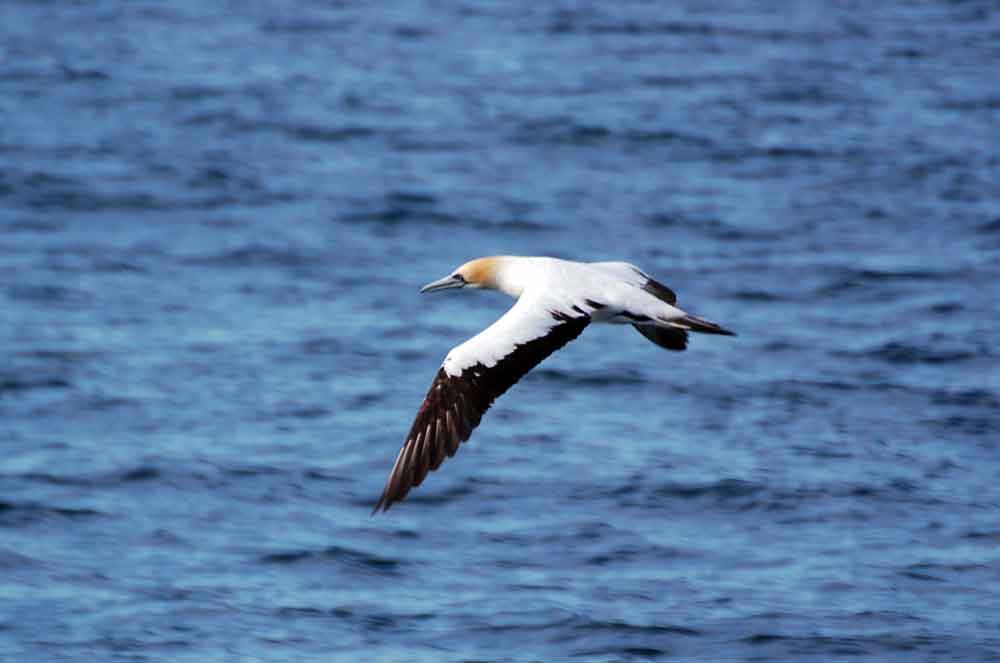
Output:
[{"xmin": 373, "ymin": 256, "xmax": 734, "ymax": 513}]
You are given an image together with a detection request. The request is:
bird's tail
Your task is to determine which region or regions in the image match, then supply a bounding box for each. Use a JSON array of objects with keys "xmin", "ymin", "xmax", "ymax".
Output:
[{"xmin": 664, "ymin": 313, "xmax": 735, "ymax": 336}]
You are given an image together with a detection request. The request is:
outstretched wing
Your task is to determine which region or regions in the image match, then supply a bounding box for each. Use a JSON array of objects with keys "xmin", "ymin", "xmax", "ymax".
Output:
[{"xmin": 373, "ymin": 294, "xmax": 591, "ymax": 513}]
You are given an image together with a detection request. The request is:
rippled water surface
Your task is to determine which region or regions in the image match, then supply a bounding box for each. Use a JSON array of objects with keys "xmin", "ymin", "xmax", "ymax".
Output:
[{"xmin": 3, "ymin": 1, "xmax": 1000, "ymax": 661}]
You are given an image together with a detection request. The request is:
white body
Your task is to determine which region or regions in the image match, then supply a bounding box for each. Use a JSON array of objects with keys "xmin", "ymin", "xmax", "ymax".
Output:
[{"xmin": 443, "ymin": 257, "xmax": 685, "ymax": 376}]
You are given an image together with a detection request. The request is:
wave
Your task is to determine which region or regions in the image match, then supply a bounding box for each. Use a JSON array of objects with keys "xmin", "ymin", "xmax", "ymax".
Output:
[
  {"xmin": 513, "ymin": 118, "xmax": 715, "ymax": 150},
  {"xmin": 0, "ymin": 500, "xmax": 104, "ymax": 526},
  {"xmin": 183, "ymin": 244, "xmax": 322, "ymax": 268},
  {"xmin": 257, "ymin": 544, "xmax": 401, "ymax": 575},
  {"xmin": 0, "ymin": 374, "xmax": 72, "ymax": 393},
  {"xmin": 844, "ymin": 341, "xmax": 980, "ymax": 365},
  {"xmin": 529, "ymin": 367, "xmax": 648, "ymax": 387}
]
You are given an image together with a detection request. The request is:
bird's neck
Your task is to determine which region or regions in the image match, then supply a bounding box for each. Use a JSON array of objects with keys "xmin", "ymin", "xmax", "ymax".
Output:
[{"xmin": 490, "ymin": 257, "xmax": 529, "ymax": 299}]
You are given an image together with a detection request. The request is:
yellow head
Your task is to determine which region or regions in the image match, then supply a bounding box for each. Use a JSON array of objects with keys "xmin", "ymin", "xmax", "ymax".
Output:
[{"xmin": 420, "ymin": 256, "xmax": 504, "ymax": 293}]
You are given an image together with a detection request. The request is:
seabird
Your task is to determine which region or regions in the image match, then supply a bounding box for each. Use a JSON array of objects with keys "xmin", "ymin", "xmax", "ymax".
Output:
[{"xmin": 373, "ymin": 256, "xmax": 734, "ymax": 513}]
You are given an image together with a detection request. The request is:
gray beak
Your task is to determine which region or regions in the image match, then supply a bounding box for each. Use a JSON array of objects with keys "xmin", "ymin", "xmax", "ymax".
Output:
[{"xmin": 420, "ymin": 274, "xmax": 465, "ymax": 293}]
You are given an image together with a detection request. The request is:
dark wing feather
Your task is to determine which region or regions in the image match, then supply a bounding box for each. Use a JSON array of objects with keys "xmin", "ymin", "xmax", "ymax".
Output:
[
  {"xmin": 642, "ymin": 277, "xmax": 677, "ymax": 304},
  {"xmin": 373, "ymin": 312, "xmax": 589, "ymax": 513},
  {"xmin": 632, "ymin": 324, "xmax": 688, "ymax": 351}
]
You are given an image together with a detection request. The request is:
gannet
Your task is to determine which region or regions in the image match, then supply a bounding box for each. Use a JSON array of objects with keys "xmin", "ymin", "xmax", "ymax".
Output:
[{"xmin": 373, "ymin": 256, "xmax": 734, "ymax": 513}]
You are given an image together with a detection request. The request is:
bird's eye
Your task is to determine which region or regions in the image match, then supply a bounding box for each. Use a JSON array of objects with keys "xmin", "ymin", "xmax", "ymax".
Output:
[{"xmin": 452, "ymin": 274, "xmax": 466, "ymax": 282}]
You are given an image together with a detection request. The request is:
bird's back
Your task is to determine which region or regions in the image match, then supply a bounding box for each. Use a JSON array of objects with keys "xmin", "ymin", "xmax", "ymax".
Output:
[{"xmin": 518, "ymin": 259, "xmax": 670, "ymax": 324}]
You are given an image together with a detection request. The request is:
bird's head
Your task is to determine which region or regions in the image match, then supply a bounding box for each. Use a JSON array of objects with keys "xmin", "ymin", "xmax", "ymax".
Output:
[{"xmin": 420, "ymin": 257, "xmax": 503, "ymax": 293}]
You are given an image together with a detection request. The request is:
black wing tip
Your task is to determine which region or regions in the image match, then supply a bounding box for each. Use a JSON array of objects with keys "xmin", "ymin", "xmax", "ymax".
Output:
[
  {"xmin": 708, "ymin": 325, "xmax": 737, "ymax": 336},
  {"xmin": 372, "ymin": 489, "xmax": 400, "ymax": 515},
  {"xmin": 642, "ymin": 278, "xmax": 677, "ymax": 305},
  {"xmin": 371, "ymin": 493, "xmax": 386, "ymax": 515},
  {"xmin": 675, "ymin": 314, "xmax": 736, "ymax": 337},
  {"xmin": 698, "ymin": 327, "xmax": 737, "ymax": 337},
  {"xmin": 710, "ymin": 323, "xmax": 737, "ymax": 336},
  {"xmin": 633, "ymin": 324, "xmax": 688, "ymax": 351}
]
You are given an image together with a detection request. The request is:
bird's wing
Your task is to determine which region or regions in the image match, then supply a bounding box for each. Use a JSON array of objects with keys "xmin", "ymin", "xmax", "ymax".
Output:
[
  {"xmin": 373, "ymin": 292, "xmax": 592, "ymax": 513},
  {"xmin": 588, "ymin": 261, "xmax": 677, "ymax": 304}
]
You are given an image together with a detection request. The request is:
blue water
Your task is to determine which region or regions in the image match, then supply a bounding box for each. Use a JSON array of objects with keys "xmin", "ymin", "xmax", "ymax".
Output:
[{"xmin": 3, "ymin": 1, "xmax": 1000, "ymax": 661}]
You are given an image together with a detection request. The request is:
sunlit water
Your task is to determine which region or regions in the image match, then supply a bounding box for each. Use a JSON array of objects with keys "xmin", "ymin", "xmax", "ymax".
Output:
[{"xmin": 3, "ymin": 2, "xmax": 1000, "ymax": 661}]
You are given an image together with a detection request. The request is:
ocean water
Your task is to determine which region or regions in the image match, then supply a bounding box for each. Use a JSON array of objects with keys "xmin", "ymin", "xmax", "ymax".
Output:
[{"xmin": 3, "ymin": 1, "xmax": 1000, "ymax": 661}]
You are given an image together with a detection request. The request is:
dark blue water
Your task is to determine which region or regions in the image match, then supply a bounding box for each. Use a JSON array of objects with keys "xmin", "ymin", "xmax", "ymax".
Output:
[{"xmin": 3, "ymin": 1, "xmax": 1000, "ymax": 661}]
